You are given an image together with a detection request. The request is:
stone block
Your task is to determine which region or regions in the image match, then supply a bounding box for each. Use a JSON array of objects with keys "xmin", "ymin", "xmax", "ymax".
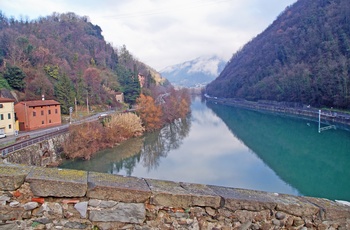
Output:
[
  {"xmin": 0, "ymin": 205, "xmax": 24, "ymax": 221},
  {"xmin": 146, "ymin": 179, "xmax": 220, "ymax": 208},
  {"xmin": 89, "ymin": 202, "xmax": 145, "ymax": 224},
  {"xmin": 180, "ymin": 182, "xmax": 222, "ymax": 208},
  {"xmin": 0, "ymin": 163, "xmax": 31, "ymax": 191},
  {"xmin": 209, "ymin": 186, "xmax": 278, "ymax": 211},
  {"xmin": 209, "ymin": 186, "xmax": 319, "ymax": 217},
  {"xmin": 87, "ymin": 172, "xmax": 151, "ymax": 203},
  {"xmin": 302, "ymin": 197, "xmax": 350, "ymax": 220},
  {"xmin": 275, "ymin": 194, "xmax": 319, "ymax": 217},
  {"xmin": 26, "ymin": 167, "xmax": 87, "ymax": 197},
  {"xmin": 146, "ymin": 179, "xmax": 193, "ymax": 208}
]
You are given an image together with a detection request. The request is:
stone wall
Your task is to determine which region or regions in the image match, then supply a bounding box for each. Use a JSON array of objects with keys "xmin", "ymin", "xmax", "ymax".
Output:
[
  {"xmin": 2, "ymin": 134, "xmax": 66, "ymax": 167},
  {"xmin": 207, "ymin": 98, "xmax": 350, "ymax": 129},
  {"xmin": 0, "ymin": 163, "xmax": 349, "ymax": 229}
]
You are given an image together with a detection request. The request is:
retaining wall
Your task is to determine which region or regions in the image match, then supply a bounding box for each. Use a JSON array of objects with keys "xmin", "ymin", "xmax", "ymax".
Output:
[
  {"xmin": 0, "ymin": 163, "xmax": 349, "ymax": 229},
  {"xmin": 1, "ymin": 134, "xmax": 66, "ymax": 167},
  {"xmin": 207, "ymin": 98, "xmax": 350, "ymax": 129}
]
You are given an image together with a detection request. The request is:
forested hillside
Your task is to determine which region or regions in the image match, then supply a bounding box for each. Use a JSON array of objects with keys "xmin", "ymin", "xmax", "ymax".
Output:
[
  {"xmin": 0, "ymin": 12, "xmax": 165, "ymax": 113},
  {"xmin": 206, "ymin": 0, "xmax": 350, "ymax": 109}
]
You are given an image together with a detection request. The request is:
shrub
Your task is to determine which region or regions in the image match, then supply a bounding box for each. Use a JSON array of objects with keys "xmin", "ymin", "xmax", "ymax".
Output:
[
  {"xmin": 63, "ymin": 121, "xmax": 104, "ymax": 160},
  {"xmin": 105, "ymin": 112, "xmax": 145, "ymax": 140},
  {"xmin": 63, "ymin": 112, "xmax": 144, "ymax": 160}
]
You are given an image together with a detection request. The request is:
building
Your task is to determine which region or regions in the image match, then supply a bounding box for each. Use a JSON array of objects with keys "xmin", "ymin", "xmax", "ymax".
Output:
[
  {"xmin": 115, "ymin": 92, "xmax": 124, "ymax": 103},
  {"xmin": 15, "ymin": 100, "xmax": 61, "ymax": 131},
  {"xmin": 0, "ymin": 97, "xmax": 16, "ymax": 136},
  {"xmin": 138, "ymin": 73, "xmax": 145, "ymax": 88}
]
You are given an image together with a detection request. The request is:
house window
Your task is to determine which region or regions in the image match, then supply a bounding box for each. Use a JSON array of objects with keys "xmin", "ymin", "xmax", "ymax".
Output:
[
  {"xmin": 0, "ymin": 114, "xmax": 3, "ymax": 120},
  {"xmin": 0, "ymin": 104, "xmax": 3, "ymax": 108},
  {"xmin": 8, "ymin": 113, "xmax": 11, "ymax": 119},
  {"xmin": 33, "ymin": 111, "xmax": 36, "ymax": 117},
  {"xmin": 9, "ymin": 124, "xmax": 11, "ymax": 129},
  {"xmin": 42, "ymin": 121, "xmax": 44, "ymax": 124},
  {"xmin": 48, "ymin": 110, "xmax": 51, "ymax": 115},
  {"xmin": 55, "ymin": 109, "xmax": 58, "ymax": 114},
  {"xmin": 41, "ymin": 110, "xmax": 44, "ymax": 116},
  {"xmin": 49, "ymin": 120, "xmax": 51, "ymax": 123}
]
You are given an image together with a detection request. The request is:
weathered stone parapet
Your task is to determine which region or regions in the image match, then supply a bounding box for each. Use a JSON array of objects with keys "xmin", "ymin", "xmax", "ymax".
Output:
[
  {"xmin": 87, "ymin": 171, "xmax": 151, "ymax": 203},
  {"xmin": 0, "ymin": 163, "xmax": 31, "ymax": 191},
  {"xmin": 26, "ymin": 167, "xmax": 87, "ymax": 197},
  {"xmin": 0, "ymin": 162, "xmax": 349, "ymax": 229}
]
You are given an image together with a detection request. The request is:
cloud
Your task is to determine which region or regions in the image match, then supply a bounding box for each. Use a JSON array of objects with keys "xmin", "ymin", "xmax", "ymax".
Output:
[{"xmin": 0, "ymin": 0, "xmax": 297, "ymax": 70}]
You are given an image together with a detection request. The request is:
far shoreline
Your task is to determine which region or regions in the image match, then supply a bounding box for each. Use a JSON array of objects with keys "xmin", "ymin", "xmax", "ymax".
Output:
[{"xmin": 204, "ymin": 96, "xmax": 350, "ymax": 131}]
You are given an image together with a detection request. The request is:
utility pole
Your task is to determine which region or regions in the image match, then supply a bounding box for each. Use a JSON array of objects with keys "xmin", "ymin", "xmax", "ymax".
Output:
[
  {"xmin": 318, "ymin": 110, "xmax": 321, "ymax": 133},
  {"xmin": 86, "ymin": 93, "xmax": 89, "ymax": 115},
  {"xmin": 75, "ymin": 97, "xmax": 77, "ymax": 117}
]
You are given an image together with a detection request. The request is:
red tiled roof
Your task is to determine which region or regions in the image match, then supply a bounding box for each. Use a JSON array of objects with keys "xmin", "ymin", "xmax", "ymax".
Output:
[
  {"xmin": 0, "ymin": 97, "xmax": 15, "ymax": 103},
  {"xmin": 17, "ymin": 100, "xmax": 60, "ymax": 107}
]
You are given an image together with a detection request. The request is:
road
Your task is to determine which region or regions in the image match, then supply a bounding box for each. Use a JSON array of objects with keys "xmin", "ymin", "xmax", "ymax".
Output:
[{"xmin": 0, "ymin": 111, "xmax": 115, "ymax": 147}]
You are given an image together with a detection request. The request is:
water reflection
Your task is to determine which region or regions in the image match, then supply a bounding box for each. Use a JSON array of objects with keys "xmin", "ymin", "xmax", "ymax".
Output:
[
  {"xmin": 60, "ymin": 137, "xmax": 143, "ymax": 174},
  {"xmin": 60, "ymin": 97, "xmax": 350, "ymax": 201},
  {"xmin": 140, "ymin": 117, "xmax": 191, "ymax": 172},
  {"xmin": 207, "ymin": 101, "xmax": 350, "ymax": 201},
  {"xmin": 60, "ymin": 115, "xmax": 191, "ymax": 176}
]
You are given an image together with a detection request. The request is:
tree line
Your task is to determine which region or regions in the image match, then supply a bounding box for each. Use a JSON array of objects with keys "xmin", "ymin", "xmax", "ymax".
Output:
[
  {"xmin": 206, "ymin": 0, "xmax": 350, "ymax": 109},
  {"xmin": 63, "ymin": 86, "xmax": 191, "ymax": 160},
  {"xmin": 0, "ymin": 12, "xmax": 166, "ymax": 113}
]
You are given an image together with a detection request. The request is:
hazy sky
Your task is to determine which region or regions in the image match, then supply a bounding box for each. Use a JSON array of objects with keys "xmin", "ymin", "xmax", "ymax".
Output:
[{"xmin": 1, "ymin": 0, "xmax": 297, "ymax": 71}]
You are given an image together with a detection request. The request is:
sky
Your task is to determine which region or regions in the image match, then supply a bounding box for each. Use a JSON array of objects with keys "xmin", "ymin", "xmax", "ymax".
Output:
[{"xmin": 1, "ymin": 0, "xmax": 297, "ymax": 71}]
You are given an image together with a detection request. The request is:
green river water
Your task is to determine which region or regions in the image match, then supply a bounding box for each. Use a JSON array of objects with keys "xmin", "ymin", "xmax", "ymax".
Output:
[{"xmin": 60, "ymin": 97, "xmax": 350, "ymax": 201}]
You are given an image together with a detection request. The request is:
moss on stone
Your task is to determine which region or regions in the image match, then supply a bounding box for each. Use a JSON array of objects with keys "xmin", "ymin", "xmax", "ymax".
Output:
[
  {"xmin": 29, "ymin": 167, "xmax": 87, "ymax": 182},
  {"xmin": 0, "ymin": 164, "xmax": 31, "ymax": 176}
]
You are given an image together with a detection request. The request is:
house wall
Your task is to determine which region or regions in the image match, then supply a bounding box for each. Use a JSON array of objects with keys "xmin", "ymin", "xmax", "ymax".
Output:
[
  {"xmin": 15, "ymin": 103, "xmax": 61, "ymax": 131},
  {"xmin": 115, "ymin": 93, "xmax": 124, "ymax": 103},
  {"xmin": 0, "ymin": 101, "xmax": 15, "ymax": 135},
  {"xmin": 14, "ymin": 103, "xmax": 26, "ymax": 131}
]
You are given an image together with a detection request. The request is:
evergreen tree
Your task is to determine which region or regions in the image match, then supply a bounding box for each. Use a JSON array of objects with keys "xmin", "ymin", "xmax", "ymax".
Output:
[
  {"xmin": 3, "ymin": 64, "xmax": 26, "ymax": 91},
  {"xmin": 54, "ymin": 74, "xmax": 75, "ymax": 114},
  {"xmin": 117, "ymin": 64, "xmax": 140, "ymax": 104}
]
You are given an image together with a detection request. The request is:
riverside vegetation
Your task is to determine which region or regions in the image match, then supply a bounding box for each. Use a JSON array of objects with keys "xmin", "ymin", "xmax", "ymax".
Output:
[
  {"xmin": 0, "ymin": 12, "xmax": 165, "ymax": 114},
  {"xmin": 63, "ymin": 87, "xmax": 191, "ymax": 160}
]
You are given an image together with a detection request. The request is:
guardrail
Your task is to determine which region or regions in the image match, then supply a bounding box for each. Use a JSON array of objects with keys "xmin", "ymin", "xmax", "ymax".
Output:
[{"xmin": 0, "ymin": 127, "xmax": 69, "ymax": 158}]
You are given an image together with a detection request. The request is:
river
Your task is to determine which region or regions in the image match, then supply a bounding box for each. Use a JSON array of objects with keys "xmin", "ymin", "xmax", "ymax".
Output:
[{"xmin": 60, "ymin": 96, "xmax": 350, "ymax": 201}]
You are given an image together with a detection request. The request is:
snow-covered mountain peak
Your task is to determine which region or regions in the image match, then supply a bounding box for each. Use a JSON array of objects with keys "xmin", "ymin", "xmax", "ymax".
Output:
[{"xmin": 160, "ymin": 55, "xmax": 227, "ymax": 88}]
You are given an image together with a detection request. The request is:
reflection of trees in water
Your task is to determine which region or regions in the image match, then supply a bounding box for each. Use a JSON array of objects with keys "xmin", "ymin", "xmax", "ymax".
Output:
[
  {"xmin": 108, "ymin": 137, "xmax": 143, "ymax": 176},
  {"xmin": 61, "ymin": 114, "xmax": 191, "ymax": 176},
  {"xmin": 111, "ymin": 154, "xmax": 141, "ymax": 176},
  {"xmin": 140, "ymin": 115, "xmax": 191, "ymax": 172},
  {"xmin": 110, "ymin": 115, "xmax": 191, "ymax": 175}
]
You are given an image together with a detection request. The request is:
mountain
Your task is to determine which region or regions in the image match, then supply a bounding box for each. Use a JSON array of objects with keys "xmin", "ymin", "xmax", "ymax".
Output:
[
  {"xmin": 206, "ymin": 0, "xmax": 350, "ymax": 109},
  {"xmin": 160, "ymin": 56, "xmax": 226, "ymax": 88},
  {"xmin": 0, "ymin": 12, "xmax": 165, "ymax": 113}
]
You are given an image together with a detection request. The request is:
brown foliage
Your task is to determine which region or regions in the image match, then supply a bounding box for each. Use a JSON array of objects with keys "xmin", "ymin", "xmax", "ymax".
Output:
[
  {"xmin": 105, "ymin": 112, "xmax": 145, "ymax": 141},
  {"xmin": 136, "ymin": 94, "xmax": 163, "ymax": 131},
  {"xmin": 63, "ymin": 121, "xmax": 104, "ymax": 160},
  {"xmin": 162, "ymin": 88, "xmax": 191, "ymax": 123},
  {"xmin": 63, "ymin": 112, "xmax": 144, "ymax": 160},
  {"xmin": 136, "ymin": 87, "xmax": 191, "ymax": 131}
]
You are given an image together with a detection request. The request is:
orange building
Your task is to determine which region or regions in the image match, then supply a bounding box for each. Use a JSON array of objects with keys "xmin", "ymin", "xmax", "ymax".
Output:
[{"xmin": 15, "ymin": 100, "xmax": 61, "ymax": 131}]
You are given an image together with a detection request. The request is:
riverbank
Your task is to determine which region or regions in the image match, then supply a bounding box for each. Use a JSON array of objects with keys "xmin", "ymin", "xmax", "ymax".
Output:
[{"xmin": 205, "ymin": 97, "xmax": 350, "ymax": 130}]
